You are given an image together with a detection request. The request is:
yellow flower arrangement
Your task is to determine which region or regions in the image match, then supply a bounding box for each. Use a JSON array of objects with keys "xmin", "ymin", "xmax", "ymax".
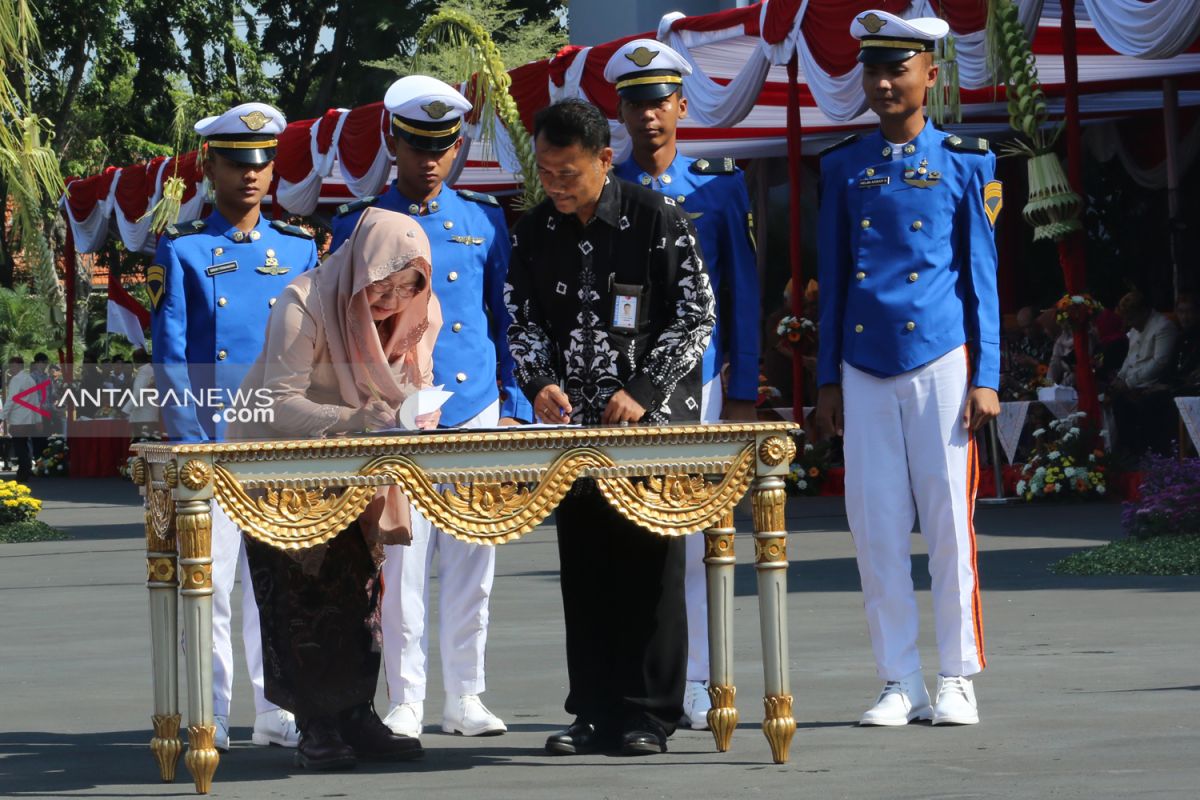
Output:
[{"xmin": 0, "ymin": 480, "xmax": 42, "ymax": 524}]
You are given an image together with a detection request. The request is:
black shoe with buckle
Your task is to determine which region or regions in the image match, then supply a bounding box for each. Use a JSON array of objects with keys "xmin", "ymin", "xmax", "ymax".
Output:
[
  {"xmin": 296, "ymin": 716, "xmax": 356, "ymax": 771},
  {"xmin": 339, "ymin": 703, "xmax": 424, "ymax": 762}
]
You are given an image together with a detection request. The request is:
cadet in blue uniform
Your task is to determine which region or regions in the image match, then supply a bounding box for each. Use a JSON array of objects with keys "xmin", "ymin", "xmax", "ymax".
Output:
[
  {"xmin": 814, "ymin": 11, "xmax": 1002, "ymax": 728},
  {"xmin": 605, "ymin": 39, "xmax": 761, "ymax": 731},
  {"xmin": 149, "ymin": 102, "xmax": 317, "ymax": 751},
  {"xmin": 330, "ymin": 75, "xmax": 525, "ymax": 741}
]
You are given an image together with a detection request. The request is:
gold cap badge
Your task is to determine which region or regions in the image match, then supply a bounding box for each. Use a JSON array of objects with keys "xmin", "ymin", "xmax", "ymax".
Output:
[
  {"xmin": 421, "ymin": 100, "xmax": 454, "ymax": 120},
  {"xmin": 858, "ymin": 13, "xmax": 887, "ymax": 34},
  {"xmin": 625, "ymin": 46, "xmax": 659, "ymax": 68},
  {"xmin": 239, "ymin": 110, "xmax": 270, "ymax": 131}
]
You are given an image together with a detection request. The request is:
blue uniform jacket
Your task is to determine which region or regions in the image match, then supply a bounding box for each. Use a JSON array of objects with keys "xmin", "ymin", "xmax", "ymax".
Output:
[
  {"xmin": 817, "ymin": 124, "xmax": 1001, "ymax": 390},
  {"xmin": 330, "ymin": 183, "xmax": 531, "ymax": 426},
  {"xmin": 149, "ymin": 211, "xmax": 319, "ymax": 441},
  {"xmin": 614, "ymin": 154, "xmax": 760, "ymax": 401}
]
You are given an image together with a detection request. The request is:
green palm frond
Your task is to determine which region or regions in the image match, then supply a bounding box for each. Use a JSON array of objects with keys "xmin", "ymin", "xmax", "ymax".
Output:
[
  {"xmin": 415, "ymin": 9, "xmax": 543, "ymax": 209},
  {"xmin": 0, "ymin": 0, "xmax": 67, "ymax": 334}
]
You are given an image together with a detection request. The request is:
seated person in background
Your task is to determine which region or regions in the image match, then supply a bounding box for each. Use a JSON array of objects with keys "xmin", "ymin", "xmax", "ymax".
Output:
[
  {"xmin": 1092, "ymin": 307, "xmax": 1128, "ymax": 388},
  {"xmin": 1008, "ymin": 305, "xmax": 1053, "ymax": 369},
  {"xmin": 1110, "ymin": 290, "xmax": 1181, "ymax": 457},
  {"xmin": 1113, "ymin": 290, "xmax": 1180, "ymax": 392},
  {"xmin": 1046, "ymin": 322, "xmax": 1074, "ymax": 386},
  {"xmin": 1168, "ymin": 293, "xmax": 1199, "ymax": 396},
  {"xmin": 229, "ymin": 208, "xmax": 440, "ymax": 771}
]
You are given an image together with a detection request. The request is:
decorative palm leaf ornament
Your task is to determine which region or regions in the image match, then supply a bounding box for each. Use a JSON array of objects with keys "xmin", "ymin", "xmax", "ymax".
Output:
[
  {"xmin": 988, "ymin": 0, "xmax": 1082, "ymax": 241},
  {"xmin": 414, "ymin": 10, "xmax": 544, "ymax": 209},
  {"xmin": 0, "ymin": 0, "xmax": 67, "ymax": 327},
  {"xmin": 143, "ymin": 95, "xmax": 205, "ymax": 234},
  {"xmin": 927, "ymin": 33, "xmax": 961, "ymax": 126}
]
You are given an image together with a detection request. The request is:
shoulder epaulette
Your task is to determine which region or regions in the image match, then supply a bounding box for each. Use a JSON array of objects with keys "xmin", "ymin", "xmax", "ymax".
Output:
[
  {"xmin": 333, "ymin": 195, "xmax": 378, "ymax": 218},
  {"xmin": 270, "ymin": 219, "xmax": 314, "ymax": 239},
  {"xmin": 689, "ymin": 157, "xmax": 736, "ymax": 175},
  {"xmin": 943, "ymin": 134, "xmax": 990, "ymax": 154},
  {"xmin": 164, "ymin": 219, "xmax": 207, "ymax": 239},
  {"xmin": 457, "ymin": 188, "xmax": 501, "ymax": 207},
  {"xmin": 819, "ymin": 134, "xmax": 860, "ymax": 159}
]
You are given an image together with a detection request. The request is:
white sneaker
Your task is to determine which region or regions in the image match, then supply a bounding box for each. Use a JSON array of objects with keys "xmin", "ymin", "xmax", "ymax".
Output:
[
  {"xmin": 859, "ymin": 669, "xmax": 933, "ymax": 726},
  {"xmin": 682, "ymin": 680, "xmax": 712, "ymax": 730},
  {"xmin": 383, "ymin": 701, "xmax": 424, "ymax": 739},
  {"xmin": 251, "ymin": 708, "xmax": 300, "ymax": 747},
  {"xmin": 932, "ymin": 675, "xmax": 979, "ymax": 725},
  {"xmin": 214, "ymin": 715, "xmax": 230, "ymax": 752},
  {"xmin": 442, "ymin": 694, "xmax": 507, "ymax": 736}
]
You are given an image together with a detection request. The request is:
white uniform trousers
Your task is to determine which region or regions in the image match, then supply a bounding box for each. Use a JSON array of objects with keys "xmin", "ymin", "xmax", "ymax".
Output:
[
  {"xmin": 684, "ymin": 377, "xmax": 723, "ymax": 682},
  {"xmin": 381, "ymin": 400, "xmax": 500, "ymax": 703},
  {"xmin": 841, "ymin": 347, "xmax": 986, "ymax": 681},
  {"xmin": 210, "ymin": 500, "xmax": 275, "ymax": 716}
]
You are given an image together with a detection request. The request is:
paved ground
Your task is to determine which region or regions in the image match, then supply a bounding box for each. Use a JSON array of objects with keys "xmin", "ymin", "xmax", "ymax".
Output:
[{"xmin": 1, "ymin": 476, "xmax": 1197, "ymax": 799}]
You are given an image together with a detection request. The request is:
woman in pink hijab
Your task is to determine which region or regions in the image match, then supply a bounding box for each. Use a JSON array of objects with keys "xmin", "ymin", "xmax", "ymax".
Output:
[{"xmin": 235, "ymin": 207, "xmax": 441, "ymax": 771}]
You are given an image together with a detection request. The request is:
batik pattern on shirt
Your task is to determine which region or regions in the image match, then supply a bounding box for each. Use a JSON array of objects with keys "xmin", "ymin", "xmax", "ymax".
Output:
[{"xmin": 505, "ymin": 176, "xmax": 715, "ymax": 426}]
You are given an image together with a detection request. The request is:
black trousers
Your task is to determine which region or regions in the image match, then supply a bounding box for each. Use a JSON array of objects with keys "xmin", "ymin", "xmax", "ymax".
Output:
[
  {"xmin": 244, "ymin": 521, "xmax": 381, "ymax": 725},
  {"xmin": 8, "ymin": 426, "xmax": 44, "ymax": 480},
  {"xmin": 555, "ymin": 481, "xmax": 687, "ymax": 736}
]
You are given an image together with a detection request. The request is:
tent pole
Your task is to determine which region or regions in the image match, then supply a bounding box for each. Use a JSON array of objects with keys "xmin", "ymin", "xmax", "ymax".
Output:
[
  {"xmin": 1163, "ymin": 77, "xmax": 1181, "ymax": 305},
  {"xmin": 786, "ymin": 54, "xmax": 804, "ymax": 425},
  {"xmin": 1058, "ymin": 0, "xmax": 1100, "ymax": 426},
  {"xmin": 63, "ymin": 209, "xmax": 76, "ymax": 386}
]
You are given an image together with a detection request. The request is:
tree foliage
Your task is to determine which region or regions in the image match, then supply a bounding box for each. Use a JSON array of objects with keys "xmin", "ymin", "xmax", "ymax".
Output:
[{"xmin": 5, "ymin": 0, "xmax": 567, "ymax": 292}]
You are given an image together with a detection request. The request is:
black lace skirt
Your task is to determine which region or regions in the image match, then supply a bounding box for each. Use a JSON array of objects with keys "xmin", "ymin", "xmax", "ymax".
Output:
[{"xmin": 244, "ymin": 521, "xmax": 382, "ymax": 721}]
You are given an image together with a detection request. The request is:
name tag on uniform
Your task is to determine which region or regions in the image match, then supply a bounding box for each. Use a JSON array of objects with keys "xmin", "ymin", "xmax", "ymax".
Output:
[
  {"xmin": 450, "ymin": 235, "xmax": 486, "ymax": 246},
  {"xmin": 858, "ymin": 176, "xmax": 890, "ymax": 189},
  {"xmin": 206, "ymin": 261, "xmax": 238, "ymax": 276}
]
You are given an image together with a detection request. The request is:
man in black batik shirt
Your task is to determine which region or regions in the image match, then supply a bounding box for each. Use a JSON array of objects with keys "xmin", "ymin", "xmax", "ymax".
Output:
[{"xmin": 505, "ymin": 99, "xmax": 715, "ymax": 756}]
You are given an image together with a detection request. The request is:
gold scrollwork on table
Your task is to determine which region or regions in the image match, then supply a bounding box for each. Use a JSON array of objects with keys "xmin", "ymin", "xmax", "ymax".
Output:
[
  {"xmin": 213, "ymin": 464, "xmax": 376, "ymax": 550},
  {"xmin": 184, "ymin": 724, "xmax": 219, "ymax": 794},
  {"xmin": 758, "ymin": 435, "xmax": 796, "ymax": 467},
  {"xmin": 212, "ymin": 443, "xmax": 757, "ymax": 549},
  {"xmin": 180, "ymin": 563, "xmax": 212, "ymax": 592},
  {"xmin": 146, "ymin": 557, "xmax": 177, "ymax": 585},
  {"xmin": 130, "ymin": 457, "xmax": 148, "ymax": 486},
  {"xmin": 762, "ymin": 693, "xmax": 797, "ymax": 764},
  {"xmin": 178, "ymin": 459, "xmax": 212, "ymax": 491},
  {"xmin": 383, "ymin": 448, "xmax": 611, "ymax": 545},
  {"xmin": 595, "ymin": 444, "xmax": 756, "ymax": 536},
  {"xmin": 754, "ymin": 535, "xmax": 788, "ymax": 565},
  {"xmin": 703, "ymin": 531, "xmax": 736, "ymax": 563},
  {"xmin": 163, "ymin": 461, "xmax": 178, "ymax": 488},
  {"xmin": 148, "ymin": 488, "xmax": 174, "ymax": 541},
  {"xmin": 150, "ymin": 713, "xmax": 182, "ymax": 782},
  {"xmin": 707, "ymin": 684, "xmax": 738, "ymax": 752}
]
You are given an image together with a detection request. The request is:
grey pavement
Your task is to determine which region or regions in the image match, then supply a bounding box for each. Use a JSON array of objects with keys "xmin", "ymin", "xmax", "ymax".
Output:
[{"xmin": 1, "ymin": 476, "xmax": 1198, "ymax": 799}]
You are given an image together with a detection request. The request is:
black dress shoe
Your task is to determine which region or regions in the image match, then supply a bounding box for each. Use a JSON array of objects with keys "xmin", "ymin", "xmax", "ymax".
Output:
[
  {"xmin": 545, "ymin": 719, "xmax": 611, "ymax": 755},
  {"xmin": 296, "ymin": 717, "xmax": 356, "ymax": 771},
  {"xmin": 339, "ymin": 703, "xmax": 424, "ymax": 762},
  {"xmin": 619, "ymin": 728, "xmax": 667, "ymax": 756}
]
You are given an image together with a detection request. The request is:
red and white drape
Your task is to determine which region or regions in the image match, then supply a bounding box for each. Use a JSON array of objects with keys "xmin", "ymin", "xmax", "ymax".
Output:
[{"xmin": 60, "ymin": 0, "xmax": 1200, "ymax": 255}]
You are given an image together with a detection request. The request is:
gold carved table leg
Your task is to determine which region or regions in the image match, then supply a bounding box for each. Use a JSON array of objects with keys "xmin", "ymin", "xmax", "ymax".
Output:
[
  {"xmin": 752, "ymin": 475, "xmax": 795, "ymax": 764},
  {"xmin": 145, "ymin": 490, "xmax": 181, "ymax": 781},
  {"xmin": 176, "ymin": 496, "xmax": 219, "ymax": 794},
  {"xmin": 703, "ymin": 510, "xmax": 738, "ymax": 751}
]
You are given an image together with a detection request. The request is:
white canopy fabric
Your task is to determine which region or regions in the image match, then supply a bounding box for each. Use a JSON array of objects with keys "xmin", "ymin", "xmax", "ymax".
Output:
[{"xmin": 62, "ymin": 0, "xmax": 1200, "ymax": 254}]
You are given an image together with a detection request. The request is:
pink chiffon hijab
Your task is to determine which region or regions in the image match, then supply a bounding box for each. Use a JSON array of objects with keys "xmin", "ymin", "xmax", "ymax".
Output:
[{"xmin": 319, "ymin": 207, "xmax": 439, "ymax": 546}]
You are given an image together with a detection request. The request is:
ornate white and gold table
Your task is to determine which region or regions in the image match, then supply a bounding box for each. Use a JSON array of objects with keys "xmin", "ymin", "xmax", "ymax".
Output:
[{"xmin": 129, "ymin": 422, "xmax": 799, "ymax": 793}]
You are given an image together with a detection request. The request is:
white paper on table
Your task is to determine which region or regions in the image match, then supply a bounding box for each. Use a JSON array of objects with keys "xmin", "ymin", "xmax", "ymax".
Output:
[
  {"xmin": 1175, "ymin": 397, "xmax": 1200, "ymax": 452},
  {"xmin": 397, "ymin": 385, "xmax": 454, "ymax": 430}
]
